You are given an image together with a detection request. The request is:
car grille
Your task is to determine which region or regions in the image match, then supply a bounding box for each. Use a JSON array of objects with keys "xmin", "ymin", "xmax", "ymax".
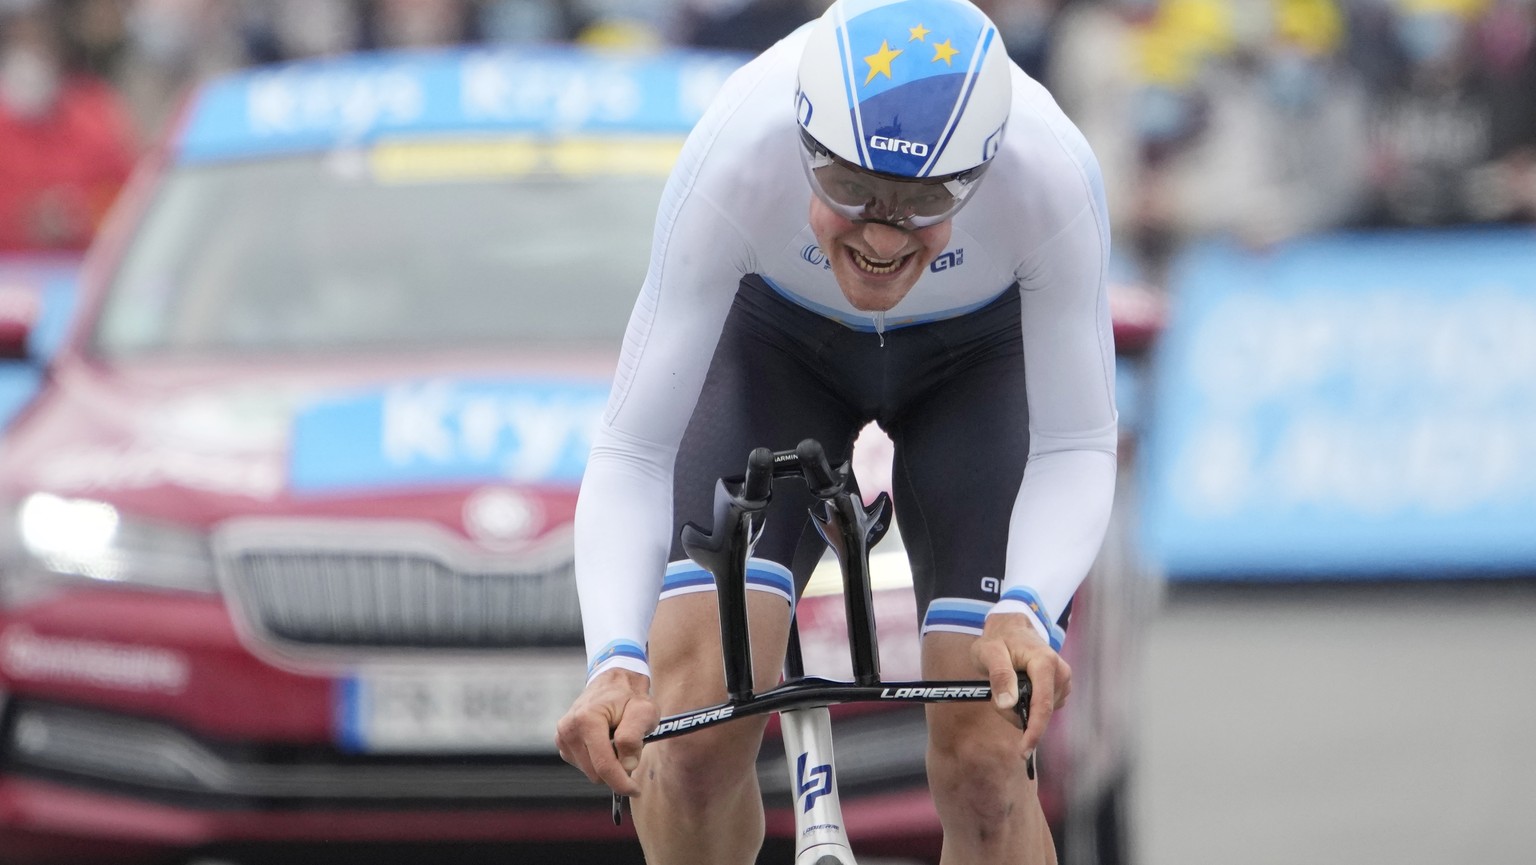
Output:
[{"xmin": 225, "ymin": 549, "xmax": 583, "ymax": 650}]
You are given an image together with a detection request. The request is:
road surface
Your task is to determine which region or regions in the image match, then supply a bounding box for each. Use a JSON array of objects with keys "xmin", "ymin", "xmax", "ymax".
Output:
[{"xmin": 1130, "ymin": 579, "xmax": 1536, "ymax": 865}]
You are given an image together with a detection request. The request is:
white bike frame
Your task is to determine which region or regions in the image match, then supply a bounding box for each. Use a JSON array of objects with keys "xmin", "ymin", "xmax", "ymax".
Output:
[{"xmin": 781, "ymin": 705, "xmax": 857, "ymax": 865}]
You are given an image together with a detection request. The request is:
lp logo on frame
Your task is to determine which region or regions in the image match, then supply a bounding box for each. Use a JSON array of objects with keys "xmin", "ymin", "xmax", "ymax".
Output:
[{"xmin": 796, "ymin": 752, "xmax": 832, "ymax": 812}]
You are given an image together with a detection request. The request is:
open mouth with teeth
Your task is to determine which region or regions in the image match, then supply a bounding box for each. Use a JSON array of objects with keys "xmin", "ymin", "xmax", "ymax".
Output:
[{"xmin": 849, "ymin": 248, "xmax": 912, "ymax": 276}]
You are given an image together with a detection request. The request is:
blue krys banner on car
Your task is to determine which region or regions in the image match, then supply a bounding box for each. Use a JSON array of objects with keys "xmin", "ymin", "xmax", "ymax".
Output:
[
  {"xmin": 177, "ymin": 46, "xmax": 746, "ymax": 163},
  {"xmin": 290, "ymin": 378, "xmax": 610, "ymax": 492},
  {"xmin": 1141, "ymin": 229, "xmax": 1536, "ymax": 579}
]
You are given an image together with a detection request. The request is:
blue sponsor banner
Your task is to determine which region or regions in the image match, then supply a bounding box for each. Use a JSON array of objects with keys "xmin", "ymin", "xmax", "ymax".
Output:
[
  {"xmin": 178, "ymin": 46, "xmax": 746, "ymax": 164},
  {"xmin": 290, "ymin": 378, "xmax": 610, "ymax": 493},
  {"xmin": 1141, "ymin": 229, "xmax": 1536, "ymax": 579}
]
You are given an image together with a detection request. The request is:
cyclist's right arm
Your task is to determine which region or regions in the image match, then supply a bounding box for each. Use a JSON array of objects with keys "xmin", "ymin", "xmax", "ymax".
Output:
[
  {"xmin": 560, "ymin": 193, "xmax": 747, "ymax": 789},
  {"xmin": 558, "ymin": 47, "xmax": 784, "ymax": 788},
  {"xmin": 571, "ymin": 90, "xmax": 767, "ymax": 684}
]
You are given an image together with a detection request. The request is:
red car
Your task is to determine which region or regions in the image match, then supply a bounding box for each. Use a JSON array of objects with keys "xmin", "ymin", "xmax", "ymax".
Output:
[{"xmin": 0, "ymin": 46, "xmax": 1154, "ymax": 865}]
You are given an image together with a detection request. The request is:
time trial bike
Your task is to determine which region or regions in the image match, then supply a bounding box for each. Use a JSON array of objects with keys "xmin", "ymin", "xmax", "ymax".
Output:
[{"xmin": 613, "ymin": 438, "xmax": 1032, "ymax": 865}]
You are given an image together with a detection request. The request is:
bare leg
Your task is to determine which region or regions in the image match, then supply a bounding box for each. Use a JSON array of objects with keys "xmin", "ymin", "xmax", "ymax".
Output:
[
  {"xmin": 922, "ymin": 631, "xmax": 1058, "ymax": 865},
  {"xmin": 632, "ymin": 590, "xmax": 793, "ymax": 865}
]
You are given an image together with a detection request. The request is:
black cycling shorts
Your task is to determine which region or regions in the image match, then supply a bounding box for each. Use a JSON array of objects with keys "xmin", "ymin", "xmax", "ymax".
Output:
[{"xmin": 660, "ymin": 275, "xmax": 1069, "ymax": 638}]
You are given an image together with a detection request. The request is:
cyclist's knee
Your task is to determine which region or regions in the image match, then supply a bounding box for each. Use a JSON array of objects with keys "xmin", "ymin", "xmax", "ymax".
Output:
[
  {"xmin": 646, "ymin": 714, "xmax": 767, "ymax": 803},
  {"xmin": 926, "ymin": 704, "xmax": 1033, "ymax": 818},
  {"xmin": 648, "ymin": 593, "xmax": 790, "ymax": 694}
]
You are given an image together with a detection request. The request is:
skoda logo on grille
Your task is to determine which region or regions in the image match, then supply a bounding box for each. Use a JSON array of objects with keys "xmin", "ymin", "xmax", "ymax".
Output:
[{"xmin": 464, "ymin": 487, "xmax": 542, "ymax": 546}]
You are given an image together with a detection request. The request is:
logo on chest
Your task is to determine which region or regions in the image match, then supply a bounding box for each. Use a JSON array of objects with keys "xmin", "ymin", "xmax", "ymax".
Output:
[
  {"xmin": 800, "ymin": 244, "xmax": 832, "ymax": 270},
  {"xmin": 930, "ymin": 249, "xmax": 965, "ymax": 272},
  {"xmin": 798, "ymin": 245, "xmax": 966, "ymax": 273}
]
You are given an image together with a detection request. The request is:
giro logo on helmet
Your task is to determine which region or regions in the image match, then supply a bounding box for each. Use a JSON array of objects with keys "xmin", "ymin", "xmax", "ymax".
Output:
[{"xmin": 869, "ymin": 135, "xmax": 929, "ymax": 156}]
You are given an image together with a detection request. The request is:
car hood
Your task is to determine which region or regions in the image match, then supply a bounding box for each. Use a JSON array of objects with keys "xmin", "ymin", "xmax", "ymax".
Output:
[{"xmin": 0, "ymin": 349, "xmax": 617, "ymax": 545}]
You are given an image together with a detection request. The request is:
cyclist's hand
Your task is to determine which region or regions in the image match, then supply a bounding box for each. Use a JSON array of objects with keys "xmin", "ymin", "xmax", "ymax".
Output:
[
  {"xmin": 555, "ymin": 668, "xmax": 658, "ymax": 797},
  {"xmin": 971, "ymin": 612, "xmax": 1072, "ymax": 759}
]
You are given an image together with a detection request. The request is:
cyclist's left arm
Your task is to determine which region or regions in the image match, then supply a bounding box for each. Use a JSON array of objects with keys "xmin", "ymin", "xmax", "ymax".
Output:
[{"xmin": 979, "ymin": 158, "xmax": 1118, "ymax": 752}]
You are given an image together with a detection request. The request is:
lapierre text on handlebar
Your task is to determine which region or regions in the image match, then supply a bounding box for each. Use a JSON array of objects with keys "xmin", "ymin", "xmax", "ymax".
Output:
[{"xmin": 612, "ymin": 438, "xmax": 1032, "ymax": 825}]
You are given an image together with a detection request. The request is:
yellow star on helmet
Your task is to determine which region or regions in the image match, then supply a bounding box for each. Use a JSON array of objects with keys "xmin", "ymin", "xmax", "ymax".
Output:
[
  {"xmin": 909, "ymin": 23, "xmax": 930, "ymax": 42},
  {"xmin": 932, "ymin": 38, "xmax": 959, "ymax": 66},
  {"xmin": 863, "ymin": 40, "xmax": 903, "ymax": 85}
]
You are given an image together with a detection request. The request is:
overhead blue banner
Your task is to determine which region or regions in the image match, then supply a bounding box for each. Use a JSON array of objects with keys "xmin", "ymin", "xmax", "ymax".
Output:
[
  {"xmin": 290, "ymin": 377, "xmax": 610, "ymax": 493},
  {"xmin": 1141, "ymin": 229, "xmax": 1536, "ymax": 579},
  {"xmin": 177, "ymin": 46, "xmax": 746, "ymax": 164}
]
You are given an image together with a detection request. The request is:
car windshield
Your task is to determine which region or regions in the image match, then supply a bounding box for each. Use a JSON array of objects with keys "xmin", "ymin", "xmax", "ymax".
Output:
[{"xmin": 92, "ymin": 145, "xmax": 670, "ymax": 357}]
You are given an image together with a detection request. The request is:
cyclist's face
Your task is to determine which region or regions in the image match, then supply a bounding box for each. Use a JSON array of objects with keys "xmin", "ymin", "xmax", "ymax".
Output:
[{"xmin": 808, "ymin": 194, "xmax": 952, "ymax": 313}]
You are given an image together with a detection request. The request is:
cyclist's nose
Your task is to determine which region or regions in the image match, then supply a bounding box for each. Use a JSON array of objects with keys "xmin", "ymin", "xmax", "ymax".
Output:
[
  {"xmin": 861, "ymin": 191, "xmax": 911, "ymax": 226},
  {"xmin": 860, "ymin": 220, "xmax": 911, "ymax": 258}
]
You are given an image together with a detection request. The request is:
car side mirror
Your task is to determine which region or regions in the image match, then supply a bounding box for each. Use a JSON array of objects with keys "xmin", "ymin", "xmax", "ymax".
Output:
[
  {"xmin": 1110, "ymin": 280, "xmax": 1166, "ymax": 357},
  {"xmin": 0, "ymin": 284, "xmax": 41, "ymax": 361}
]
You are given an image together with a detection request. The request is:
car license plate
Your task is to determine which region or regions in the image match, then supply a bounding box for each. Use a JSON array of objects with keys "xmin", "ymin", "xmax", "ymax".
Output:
[{"xmin": 337, "ymin": 658, "xmax": 585, "ymax": 754}]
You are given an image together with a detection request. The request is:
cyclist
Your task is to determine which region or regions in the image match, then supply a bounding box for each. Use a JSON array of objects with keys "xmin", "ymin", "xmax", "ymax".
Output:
[{"xmin": 556, "ymin": 0, "xmax": 1117, "ymax": 862}]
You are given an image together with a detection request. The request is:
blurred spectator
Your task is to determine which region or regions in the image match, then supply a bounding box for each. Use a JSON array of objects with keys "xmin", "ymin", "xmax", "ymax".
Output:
[
  {"xmin": 1049, "ymin": 0, "xmax": 1164, "ymax": 267},
  {"xmin": 117, "ymin": 0, "xmax": 247, "ymax": 142},
  {"xmin": 1341, "ymin": 0, "xmax": 1413, "ymax": 90},
  {"xmin": 574, "ymin": 0, "xmax": 676, "ymax": 45},
  {"xmin": 575, "ymin": 16, "xmax": 666, "ymax": 49},
  {"xmin": 676, "ymin": 0, "xmax": 818, "ymax": 52},
  {"xmin": 6, "ymin": 0, "xmax": 1525, "ymax": 263},
  {"xmin": 1053, "ymin": 0, "xmax": 1372, "ymax": 283},
  {"xmin": 1360, "ymin": 0, "xmax": 1536, "ymax": 225},
  {"xmin": 977, "ymin": 0, "xmax": 1064, "ymax": 83},
  {"xmin": 1474, "ymin": 0, "xmax": 1536, "ymax": 219},
  {"xmin": 366, "ymin": 0, "xmax": 477, "ymax": 49},
  {"xmin": 0, "ymin": 0, "xmax": 137, "ymax": 253},
  {"xmin": 241, "ymin": 0, "xmax": 366, "ymax": 63},
  {"xmin": 1145, "ymin": 0, "xmax": 1371, "ymax": 248},
  {"xmin": 478, "ymin": 0, "xmax": 589, "ymax": 44},
  {"xmin": 57, "ymin": 0, "xmax": 131, "ymax": 80}
]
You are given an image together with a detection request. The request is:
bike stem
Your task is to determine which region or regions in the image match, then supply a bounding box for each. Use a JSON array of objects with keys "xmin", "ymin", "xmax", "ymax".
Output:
[{"xmin": 680, "ymin": 439, "xmax": 890, "ymax": 698}]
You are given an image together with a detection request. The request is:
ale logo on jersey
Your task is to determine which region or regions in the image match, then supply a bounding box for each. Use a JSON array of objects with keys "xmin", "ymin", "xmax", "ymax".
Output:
[{"xmin": 930, "ymin": 248, "xmax": 964, "ymax": 272}]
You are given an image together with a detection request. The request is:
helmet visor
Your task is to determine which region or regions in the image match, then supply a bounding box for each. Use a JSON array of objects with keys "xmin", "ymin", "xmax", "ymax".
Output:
[{"xmin": 799, "ymin": 130, "xmax": 988, "ymax": 228}]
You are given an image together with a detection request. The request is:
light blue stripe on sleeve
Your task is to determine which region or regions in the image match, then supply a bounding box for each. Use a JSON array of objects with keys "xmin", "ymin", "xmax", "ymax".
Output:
[
  {"xmin": 999, "ymin": 587, "xmax": 1066, "ymax": 651},
  {"xmin": 588, "ymin": 639, "xmax": 648, "ymax": 676}
]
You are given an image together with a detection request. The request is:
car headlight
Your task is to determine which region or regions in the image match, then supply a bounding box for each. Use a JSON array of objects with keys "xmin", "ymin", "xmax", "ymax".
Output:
[{"xmin": 1, "ymin": 493, "xmax": 217, "ymax": 604}]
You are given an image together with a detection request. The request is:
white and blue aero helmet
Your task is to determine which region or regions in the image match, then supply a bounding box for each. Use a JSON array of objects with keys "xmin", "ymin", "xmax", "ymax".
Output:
[{"xmin": 795, "ymin": 0, "xmax": 1012, "ymax": 181}]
